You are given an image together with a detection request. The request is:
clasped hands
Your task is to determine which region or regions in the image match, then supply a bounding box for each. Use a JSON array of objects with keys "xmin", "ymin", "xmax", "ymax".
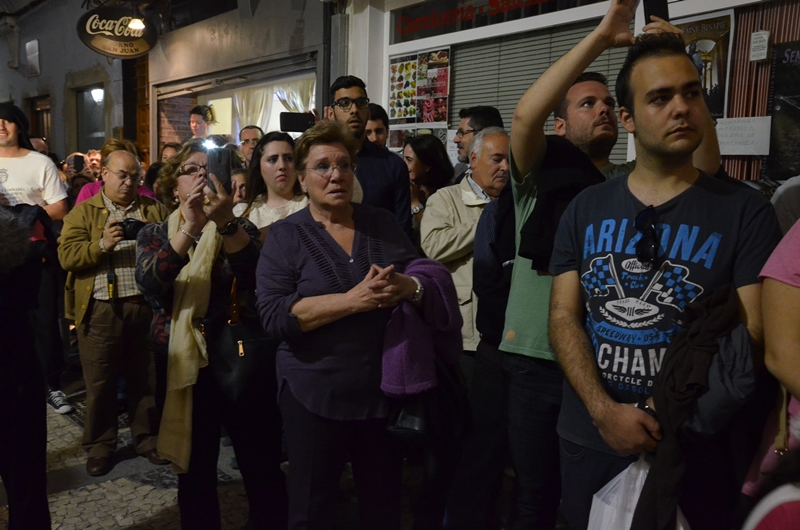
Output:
[{"xmin": 348, "ymin": 264, "xmax": 418, "ymax": 312}]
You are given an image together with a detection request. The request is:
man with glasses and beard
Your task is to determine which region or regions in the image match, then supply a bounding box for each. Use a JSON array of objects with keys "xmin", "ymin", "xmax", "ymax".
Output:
[
  {"xmin": 59, "ymin": 150, "xmax": 169, "ymax": 477},
  {"xmin": 547, "ymin": 6, "xmax": 780, "ymax": 529},
  {"xmin": 326, "ymin": 75, "xmax": 412, "ymax": 238}
]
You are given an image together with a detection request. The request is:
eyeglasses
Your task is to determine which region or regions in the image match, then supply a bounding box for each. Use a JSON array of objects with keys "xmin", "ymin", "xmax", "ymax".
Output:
[
  {"xmin": 455, "ymin": 128, "xmax": 478, "ymax": 138},
  {"xmin": 179, "ymin": 163, "xmax": 208, "ymax": 176},
  {"xmin": 239, "ymin": 138, "xmax": 259, "ymax": 147},
  {"xmin": 305, "ymin": 162, "xmax": 356, "ymax": 177},
  {"xmin": 634, "ymin": 205, "xmax": 659, "ymax": 265},
  {"xmin": 332, "ymin": 97, "xmax": 370, "ymax": 111},
  {"xmin": 106, "ymin": 167, "xmax": 139, "ymax": 183}
]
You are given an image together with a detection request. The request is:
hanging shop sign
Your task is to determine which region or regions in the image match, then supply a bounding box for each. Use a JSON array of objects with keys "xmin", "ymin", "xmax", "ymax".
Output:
[
  {"xmin": 763, "ymin": 40, "xmax": 800, "ymax": 181},
  {"xmin": 389, "ymin": 47, "xmax": 451, "ymax": 127},
  {"xmin": 674, "ymin": 11, "xmax": 735, "ymax": 120},
  {"xmin": 390, "ymin": 0, "xmax": 604, "ymax": 45},
  {"xmin": 77, "ymin": 7, "xmax": 157, "ymax": 59}
]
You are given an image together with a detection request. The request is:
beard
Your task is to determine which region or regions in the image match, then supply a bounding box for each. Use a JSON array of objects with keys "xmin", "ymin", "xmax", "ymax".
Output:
[{"xmin": 567, "ymin": 123, "xmax": 618, "ymax": 162}]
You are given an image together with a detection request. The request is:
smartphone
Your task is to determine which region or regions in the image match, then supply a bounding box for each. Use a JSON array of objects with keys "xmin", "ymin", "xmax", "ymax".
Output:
[
  {"xmin": 207, "ymin": 148, "xmax": 232, "ymax": 195},
  {"xmin": 72, "ymin": 156, "xmax": 85, "ymax": 173},
  {"xmin": 280, "ymin": 112, "xmax": 315, "ymax": 133},
  {"xmin": 643, "ymin": 0, "xmax": 670, "ymax": 23}
]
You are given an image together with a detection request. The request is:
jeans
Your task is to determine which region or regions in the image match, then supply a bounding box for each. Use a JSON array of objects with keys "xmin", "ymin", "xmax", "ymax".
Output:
[
  {"xmin": 503, "ymin": 353, "xmax": 563, "ymax": 529},
  {"xmin": 559, "ymin": 438, "xmax": 633, "ymax": 530},
  {"xmin": 444, "ymin": 340, "xmax": 508, "ymax": 529}
]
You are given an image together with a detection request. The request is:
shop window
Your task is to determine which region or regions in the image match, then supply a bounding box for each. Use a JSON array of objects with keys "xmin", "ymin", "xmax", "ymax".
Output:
[
  {"xmin": 76, "ymin": 86, "xmax": 106, "ymax": 152},
  {"xmin": 27, "ymin": 95, "xmax": 51, "ymax": 141}
]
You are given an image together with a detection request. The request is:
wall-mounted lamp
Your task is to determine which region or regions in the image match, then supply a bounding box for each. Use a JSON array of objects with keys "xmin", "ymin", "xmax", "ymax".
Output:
[
  {"xmin": 128, "ymin": 4, "xmax": 145, "ymax": 30},
  {"xmin": 91, "ymin": 88, "xmax": 104, "ymax": 103}
]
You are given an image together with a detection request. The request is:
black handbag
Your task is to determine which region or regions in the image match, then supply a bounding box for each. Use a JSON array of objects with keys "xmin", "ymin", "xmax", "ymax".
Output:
[
  {"xmin": 206, "ymin": 277, "xmax": 276, "ymax": 405},
  {"xmin": 386, "ymin": 355, "xmax": 470, "ymax": 447}
]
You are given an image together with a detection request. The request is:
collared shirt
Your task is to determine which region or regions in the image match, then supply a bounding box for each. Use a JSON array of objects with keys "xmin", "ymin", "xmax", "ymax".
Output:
[
  {"xmin": 92, "ymin": 192, "xmax": 144, "ymax": 300},
  {"xmin": 466, "ymin": 175, "xmax": 492, "ymax": 203}
]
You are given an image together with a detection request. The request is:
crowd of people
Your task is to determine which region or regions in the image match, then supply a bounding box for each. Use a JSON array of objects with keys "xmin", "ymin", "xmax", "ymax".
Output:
[{"xmin": 2, "ymin": 1, "xmax": 800, "ymax": 529}]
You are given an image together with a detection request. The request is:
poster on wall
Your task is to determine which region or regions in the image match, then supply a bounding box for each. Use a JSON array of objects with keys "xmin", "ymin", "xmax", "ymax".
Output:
[
  {"xmin": 387, "ymin": 127, "xmax": 449, "ymax": 153},
  {"xmin": 674, "ymin": 11, "xmax": 734, "ymax": 119},
  {"xmin": 389, "ymin": 47, "xmax": 450, "ymax": 126},
  {"xmin": 763, "ymin": 41, "xmax": 800, "ymax": 181}
]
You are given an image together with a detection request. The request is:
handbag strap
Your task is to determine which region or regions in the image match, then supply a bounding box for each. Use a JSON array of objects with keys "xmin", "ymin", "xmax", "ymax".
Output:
[
  {"xmin": 775, "ymin": 385, "xmax": 790, "ymax": 457},
  {"xmin": 226, "ymin": 277, "xmax": 240, "ymax": 326}
]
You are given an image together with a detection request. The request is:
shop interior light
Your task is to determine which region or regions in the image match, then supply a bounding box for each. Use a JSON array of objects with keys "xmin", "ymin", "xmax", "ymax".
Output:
[{"xmin": 90, "ymin": 88, "xmax": 104, "ymax": 103}]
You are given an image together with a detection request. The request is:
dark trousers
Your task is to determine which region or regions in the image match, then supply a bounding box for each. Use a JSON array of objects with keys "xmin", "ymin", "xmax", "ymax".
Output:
[
  {"xmin": 445, "ymin": 340, "xmax": 508, "ymax": 530},
  {"xmin": 559, "ymin": 438, "xmax": 633, "ymax": 530},
  {"xmin": 77, "ymin": 298, "xmax": 159, "ymax": 457},
  {"xmin": 0, "ymin": 318, "xmax": 52, "ymax": 529},
  {"xmin": 178, "ymin": 362, "xmax": 288, "ymax": 530},
  {"xmin": 503, "ymin": 353, "xmax": 563, "ymax": 530},
  {"xmin": 29, "ymin": 257, "xmax": 65, "ymax": 390},
  {"xmin": 280, "ymin": 385, "xmax": 403, "ymax": 530}
]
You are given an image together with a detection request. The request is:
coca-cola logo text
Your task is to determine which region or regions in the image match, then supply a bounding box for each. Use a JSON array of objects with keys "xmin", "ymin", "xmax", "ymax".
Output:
[{"xmin": 86, "ymin": 14, "xmax": 144, "ymax": 38}]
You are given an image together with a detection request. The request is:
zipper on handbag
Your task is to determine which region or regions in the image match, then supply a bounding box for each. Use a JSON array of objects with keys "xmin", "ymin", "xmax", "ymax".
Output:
[{"xmin": 238, "ymin": 340, "xmax": 244, "ymax": 357}]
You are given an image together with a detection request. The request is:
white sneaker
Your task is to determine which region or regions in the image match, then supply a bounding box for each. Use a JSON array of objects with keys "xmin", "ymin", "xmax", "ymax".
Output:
[{"xmin": 47, "ymin": 390, "xmax": 74, "ymax": 414}]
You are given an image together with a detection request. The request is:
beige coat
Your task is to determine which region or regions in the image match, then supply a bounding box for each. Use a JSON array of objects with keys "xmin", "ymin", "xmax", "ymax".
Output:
[
  {"xmin": 58, "ymin": 192, "xmax": 168, "ymax": 325},
  {"xmin": 420, "ymin": 178, "xmax": 487, "ymax": 352}
]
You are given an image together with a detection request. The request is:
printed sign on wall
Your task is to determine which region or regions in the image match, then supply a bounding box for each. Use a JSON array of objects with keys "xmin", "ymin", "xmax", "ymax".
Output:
[
  {"xmin": 77, "ymin": 7, "xmax": 157, "ymax": 59},
  {"xmin": 763, "ymin": 41, "xmax": 800, "ymax": 181},
  {"xmin": 389, "ymin": 47, "xmax": 451, "ymax": 127}
]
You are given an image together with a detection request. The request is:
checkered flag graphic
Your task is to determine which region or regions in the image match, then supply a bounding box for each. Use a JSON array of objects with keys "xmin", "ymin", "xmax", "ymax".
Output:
[
  {"xmin": 647, "ymin": 262, "xmax": 703, "ymax": 311},
  {"xmin": 581, "ymin": 254, "xmax": 623, "ymax": 298}
]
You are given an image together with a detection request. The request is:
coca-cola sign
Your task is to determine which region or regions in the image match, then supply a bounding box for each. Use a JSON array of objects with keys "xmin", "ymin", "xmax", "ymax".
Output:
[{"xmin": 77, "ymin": 7, "xmax": 157, "ymax": 59}]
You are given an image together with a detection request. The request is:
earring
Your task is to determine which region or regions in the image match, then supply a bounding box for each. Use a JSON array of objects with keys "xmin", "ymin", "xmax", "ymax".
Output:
[
  {"xmin": 301, "ymin": 187, "xmax": 307, "ymax": 193},
  {"xmin": 173, "ymin": 196, "xmax": 179, "ymax": 204}
]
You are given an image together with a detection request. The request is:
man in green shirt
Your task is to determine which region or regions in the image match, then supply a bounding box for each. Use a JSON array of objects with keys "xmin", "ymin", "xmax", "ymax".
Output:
[{"xmin": 499, "ymin": 0, "xmax": 721, "ymax": 526}]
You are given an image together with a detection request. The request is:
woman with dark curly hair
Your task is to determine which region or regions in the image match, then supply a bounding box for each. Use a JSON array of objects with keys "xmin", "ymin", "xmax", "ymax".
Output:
[{"xmin": 136, "ymin": 139, "xmax": 287, "ymax": 529}]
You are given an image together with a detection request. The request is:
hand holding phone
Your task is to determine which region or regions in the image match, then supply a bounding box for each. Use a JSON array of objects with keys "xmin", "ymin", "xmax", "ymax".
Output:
[{"xmin": 206, "ymin": 148, "xmax": 232, "ymax": 195}]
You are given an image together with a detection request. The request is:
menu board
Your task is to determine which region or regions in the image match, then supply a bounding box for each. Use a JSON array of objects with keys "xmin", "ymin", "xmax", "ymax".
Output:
[{"xmin": 389, "ymin": 47, "xmax": 450, "ymax": 126}]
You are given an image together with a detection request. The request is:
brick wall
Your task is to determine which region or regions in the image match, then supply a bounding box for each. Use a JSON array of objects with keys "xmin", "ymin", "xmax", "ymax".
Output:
[{"xmin": 158, "ymin": 95, "xmax": 198, "ymax": 149}]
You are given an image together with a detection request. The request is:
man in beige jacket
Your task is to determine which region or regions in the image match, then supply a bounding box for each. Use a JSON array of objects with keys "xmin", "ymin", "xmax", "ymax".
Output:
[{"xmin": 420, "ymin": 127, "xmax": 510, "ymax": 360}]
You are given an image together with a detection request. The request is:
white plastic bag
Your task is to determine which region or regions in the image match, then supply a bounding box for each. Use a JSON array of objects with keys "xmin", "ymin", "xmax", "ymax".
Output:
[{"xmin": 587, "ymin": 455, "xmax": 691, "ymax": 530}]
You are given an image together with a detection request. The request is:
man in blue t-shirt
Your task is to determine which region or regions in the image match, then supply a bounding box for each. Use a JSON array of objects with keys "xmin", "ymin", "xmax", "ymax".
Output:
[
  {"xmin": 500, "ymin": 1, "xmax": 722, "ymax": 527},
  {"xmin": 325, "ymin": 76, "xmax": 412, "ymax": 239},
  {"xmin": 548, "ymin": 29, "xmax": 780, "ymax": 530}
]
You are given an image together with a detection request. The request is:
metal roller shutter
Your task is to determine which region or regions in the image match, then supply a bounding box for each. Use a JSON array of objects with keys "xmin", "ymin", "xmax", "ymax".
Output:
[{"xmin": 450, "ymin": 19, "xmax": 631, "ymax": 164}]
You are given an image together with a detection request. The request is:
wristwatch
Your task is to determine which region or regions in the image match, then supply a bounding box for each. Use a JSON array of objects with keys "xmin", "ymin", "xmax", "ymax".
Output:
[
  {"xmin": 217, "ymin": 218, "xmax": 238, "ymax": 236},
  {"xmin": 636, "ymin": 399, "xmax": 657, "ymax": 420},
  {"xmin": 410, "ymin": 276, "xmax": 425, "ymax": 303},
  {"xmin": 411, "ymin": 203, "xmax": 425, "ymax": 215}
]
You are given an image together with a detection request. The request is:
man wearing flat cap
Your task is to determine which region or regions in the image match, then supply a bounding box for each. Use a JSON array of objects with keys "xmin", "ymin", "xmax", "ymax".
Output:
[{"xmin": 0, "ymin": 103, "xmax": 75, "ymax": 415}]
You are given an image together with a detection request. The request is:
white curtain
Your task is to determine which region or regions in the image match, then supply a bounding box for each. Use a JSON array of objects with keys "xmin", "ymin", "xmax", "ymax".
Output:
[
  {"xmin": 275, "ymin": 78, "xmax": 316, "ymax": 113},
  {"xmin": 232, "ymin": 85, "xmax": 273, "ymax": 137}
]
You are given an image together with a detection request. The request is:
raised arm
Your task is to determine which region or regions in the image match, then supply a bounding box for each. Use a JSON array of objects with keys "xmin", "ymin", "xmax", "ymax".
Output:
[
  {"xmin": 511, "ymin": 0, "xmax": 636, "ymax": 178},
  {"xmin": 549, "ymin": 271, "xmax": 660, "ymax": 455}
]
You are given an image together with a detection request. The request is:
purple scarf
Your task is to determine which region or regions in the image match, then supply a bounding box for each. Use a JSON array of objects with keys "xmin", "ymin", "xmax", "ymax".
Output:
[{"xmin": 381, "ymin": 258, "xmax": 463, "ymax": 397}]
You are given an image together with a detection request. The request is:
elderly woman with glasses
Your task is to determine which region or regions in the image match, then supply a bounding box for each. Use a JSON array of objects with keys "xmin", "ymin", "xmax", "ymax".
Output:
[
  {"xmin": 257, "ymin": 120, "xmax": 423, "ymax": 529},
  {"xmin": 135, "ymin": 139, "xmax": 287, "ymax": 529}
]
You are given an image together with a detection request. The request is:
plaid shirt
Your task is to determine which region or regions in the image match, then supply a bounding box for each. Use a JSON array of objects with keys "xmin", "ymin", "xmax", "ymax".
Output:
[{"xmin": 92, "ymin": 191, "xmax": 144, "ymax": 300}]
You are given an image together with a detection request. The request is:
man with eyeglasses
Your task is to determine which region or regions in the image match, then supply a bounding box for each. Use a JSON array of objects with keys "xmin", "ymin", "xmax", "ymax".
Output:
[
  {"xmin": 453, "ymin": 106, "xmax": 505, "ymax": 184},
  {"xmin": 59, "ymin": 150, "xmax": 169, "ymax": 477},
  {"xmin": 544, "ymin": 3, "xmax": 779, "ymax": 528},
  {"xmin": 325, "ymin": 75, "xmax": 413, "ymax": 238},
  {"xmin": 238, "ymin": 125, "xmax": 264, "ymax": 165}
]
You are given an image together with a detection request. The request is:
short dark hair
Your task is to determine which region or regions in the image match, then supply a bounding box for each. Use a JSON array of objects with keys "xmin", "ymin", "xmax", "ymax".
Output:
[
  {"xmin": 554, "ymin": 72, "xmax": 609, "ymax": 120},
  {"xmin": 160, "ymin": 142, "xmax": 182, "ymax": 161},
  {"xmin": 243, "ymin": 131, "xmax": 299, "ymax": 207},
  {"xmin": 239, "ymin": 125, "xmax": 264, "ymax": 141},
  {"xmin": 144, "ymin": 161, "xmax": 164, "ymax": 190},
  {"xmin": 330, "ymin": 75, "xmax": 367, "ymax": 100},
  {"xmin": 458, "ymin": 106, "xmax": 504, "ymax": 131},
  {"xmin": 190, "ymin": 104, "xmax": 214, "ymax": 123},
  {"xmin": 368, "ymin": 103, "xmax": 389, "ymax": 128},
  {"xmin": 616, "ymin": 33, "xmax": 691, "ymax": 115},
  {"xmin": 405, "ymin": 135, "xmax": 454, "ymax": 191}
]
